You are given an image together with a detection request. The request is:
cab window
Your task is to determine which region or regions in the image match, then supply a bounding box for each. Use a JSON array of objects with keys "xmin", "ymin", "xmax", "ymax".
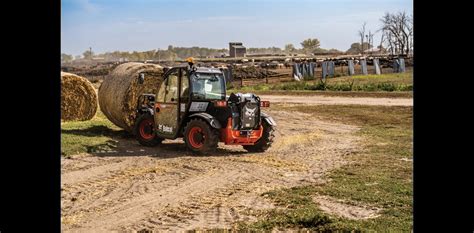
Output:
[
  {"xmin": 181, "ymin": 69, "xmax": 190, "ymax": 102},
  {"xmin": 165, "ymin": 73, "xmax": 178, "ymax": 102},
  {"xmin": 157, "ymin": 69, "xmax": 179, "ymax": 103},
  {"xmin": 190, "ymin": 73, "xmax": 225, "ymax": 100}
]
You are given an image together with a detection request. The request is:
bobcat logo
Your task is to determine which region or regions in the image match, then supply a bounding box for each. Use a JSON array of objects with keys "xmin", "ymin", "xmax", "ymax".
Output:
[{"xmin": 244, "ymin": 106, "xmax": 257, "ymax": 117}]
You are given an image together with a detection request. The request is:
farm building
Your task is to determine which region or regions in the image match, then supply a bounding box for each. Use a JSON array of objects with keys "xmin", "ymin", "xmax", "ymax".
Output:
[{"xmin": 229, "ymin": 42, "xmax": 247, "ymax": 57}]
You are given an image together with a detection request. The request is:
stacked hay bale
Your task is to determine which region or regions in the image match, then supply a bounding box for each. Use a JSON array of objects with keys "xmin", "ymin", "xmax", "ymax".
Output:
[
  {"xmin": 61, "ymin": 72, "xmax": 98, "ymax": 121},
  {"xmin": 98, "ymin": 62, "xmax": 164, "ymax": 133}
]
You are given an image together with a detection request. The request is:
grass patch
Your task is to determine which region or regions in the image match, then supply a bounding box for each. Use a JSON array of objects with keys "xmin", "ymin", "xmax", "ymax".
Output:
[
  {"xmin": 238, "ymin": 104, "xmax": 413, "ymax": 231},
  {"xmin": 61, "ymin": 110, "xmax": 130, "ymax": 157},
  {"xmin": 233, "ymin": 90, "xmax": 413, "ymax": 98},
  {"xmin": 229, "ymin": 72, "xmax": 412, "ymax": 92}
]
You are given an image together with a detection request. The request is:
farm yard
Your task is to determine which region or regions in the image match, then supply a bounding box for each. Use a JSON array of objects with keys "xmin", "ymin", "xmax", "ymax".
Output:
[{"xmin": 60, "ymin": 59, "xmax": 413, "ymax": 231}]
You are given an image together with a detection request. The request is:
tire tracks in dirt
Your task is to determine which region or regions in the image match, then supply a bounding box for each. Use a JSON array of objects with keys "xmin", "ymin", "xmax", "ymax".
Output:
[{"xmin": 61, "ymin": 109, "xmax": 361, "ymax": 231}]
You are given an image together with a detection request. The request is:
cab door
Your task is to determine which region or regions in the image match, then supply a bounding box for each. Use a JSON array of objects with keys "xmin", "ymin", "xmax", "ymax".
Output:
[{"xmin": 155, "ymin": 68, "xmax": 181, "ymax": 138}]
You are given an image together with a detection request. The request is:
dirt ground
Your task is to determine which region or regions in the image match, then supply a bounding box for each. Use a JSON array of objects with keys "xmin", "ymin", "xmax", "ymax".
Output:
[
  {"xmin": 258, "ymin": 95, "xmax": 413, "ymax": 106},
  {"xmin": 61, "ymin": 106, "xmax": 364, "ymax": 231}
]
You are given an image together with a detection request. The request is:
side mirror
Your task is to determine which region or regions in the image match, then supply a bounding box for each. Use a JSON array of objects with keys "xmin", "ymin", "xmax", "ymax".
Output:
[
  {"xmin": 163, "ymin": 67, "xmax": 169, "ymax": 74},
  {"xmin": 138, "ymin": 73, "xmax": 145, "ymax": 84}
]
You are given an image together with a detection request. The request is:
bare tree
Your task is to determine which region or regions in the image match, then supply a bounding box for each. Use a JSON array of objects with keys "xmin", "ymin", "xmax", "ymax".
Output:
[
  {"xmin": 358, "ymin": 22, "xmax": 367, "ymax": 54},
  {"xmin": 379, "ymin": 30, "xmax": 385, "ymax": 50},
  {"xmin": 405, "ymin": 14, "xmax": 413, "ymax": 55},
  {"xmin": 368, "ymin": 30, "xmax": 375, "ymax": 51},
  {"xmin": 380, "ymin": 11, "xmax": 413, "ymax": 55}
]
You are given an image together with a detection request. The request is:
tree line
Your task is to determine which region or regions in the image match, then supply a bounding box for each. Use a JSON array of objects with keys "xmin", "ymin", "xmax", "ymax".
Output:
[
  {"xmin": 61, "ymin": 40, "xmax": 344, "ymax": 63},
  {"xmin": 61, "ymin": 11, "xmax": 412, "ymax": 63}
]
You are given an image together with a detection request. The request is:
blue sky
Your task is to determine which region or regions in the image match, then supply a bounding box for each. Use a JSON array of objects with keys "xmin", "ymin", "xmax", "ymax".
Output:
[{"xmin": 61, "ymin": 0, "xmax": 413, "ymax": 56}]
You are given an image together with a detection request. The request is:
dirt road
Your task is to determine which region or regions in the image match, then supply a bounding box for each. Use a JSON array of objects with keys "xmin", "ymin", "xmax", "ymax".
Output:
[
  {"xmin": 259, "ymin": 95, "xmax": 413, "ymax": 106},
  {"xmin": 61, "ymin": 108, "xmax": 362, "ymax": 231}
]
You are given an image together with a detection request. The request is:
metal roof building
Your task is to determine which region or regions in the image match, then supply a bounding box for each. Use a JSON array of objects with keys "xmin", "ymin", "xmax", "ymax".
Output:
[{"xmin": 229, "ymin": 42, "xmax": 247, "ymax": 57}]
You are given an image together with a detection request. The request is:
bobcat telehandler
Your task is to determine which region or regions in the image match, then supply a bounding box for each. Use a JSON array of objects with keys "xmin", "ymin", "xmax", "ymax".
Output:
[{"xmin": 134, "ymin": 58, "xmax": 276, "ymax": 154}]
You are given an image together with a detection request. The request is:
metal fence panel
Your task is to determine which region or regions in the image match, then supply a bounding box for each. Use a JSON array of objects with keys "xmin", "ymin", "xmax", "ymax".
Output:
[
  {"xmin": 328, "ymin": 61, "xmax": 335, "ymax": 77},
  {"xmin": 399, "ymin": 58, "xmax": 406, "ymax": 72},
  {"xmin": 322, "ymin": 61, "xmax": 328, "ymax": 79},
  {"xmin": 374, "ymin": 58, "xmax": 381, "ymax": 75},
  {"xmin": 361, "ymin": 59, "xmax": 368, "ymax": 75},
  {"xmin": 293, "ymin": 63, "xmax": 302, "ymax": 81},
  {"xmin": 348, "ymin": 60, "xmax": 355, "ymax": 76}
]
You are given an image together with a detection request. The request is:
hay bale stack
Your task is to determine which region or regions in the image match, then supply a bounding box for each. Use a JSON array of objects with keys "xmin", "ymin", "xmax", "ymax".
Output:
[
  {"xmin": 98, "ymin": 62, "xmax": 164, "ymax": 132},
  {"xmin": 61, "ymin": 72, "xmax": 98, "ymax": 121}
]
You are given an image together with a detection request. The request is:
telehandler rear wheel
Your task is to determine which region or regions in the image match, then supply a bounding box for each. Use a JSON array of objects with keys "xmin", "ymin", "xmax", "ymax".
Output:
[{"xmin": 134, "ymin": 114, "xmax": 164, "ymax": 147}]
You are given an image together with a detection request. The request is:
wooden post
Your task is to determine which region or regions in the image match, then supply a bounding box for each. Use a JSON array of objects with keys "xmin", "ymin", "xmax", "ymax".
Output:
[{"xmin": 266, "ymin": 68, "xmax": 269, "ymax": 84}]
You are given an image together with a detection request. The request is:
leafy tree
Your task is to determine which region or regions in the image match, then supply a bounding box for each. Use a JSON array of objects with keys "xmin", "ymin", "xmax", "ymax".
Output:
[
  {"xmin": 284, "ymin": 44, "xmax": 296, "ymax": 53},
  {"xmin": 83, "ymin": 50, "xmax": 94, "ymax": 59},
  {"xmin": 300, "ymin": 38, "xmax": 320, "ymax": 54},
  {"xmin": 61, "ymin": 53, "xmax": 73, "ymax": 63}
]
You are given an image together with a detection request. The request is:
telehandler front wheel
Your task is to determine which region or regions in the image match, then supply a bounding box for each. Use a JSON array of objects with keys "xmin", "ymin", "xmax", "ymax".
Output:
[
  {"xmin": 243, "ymin": 121, "xmax": 275, "ymax": 153},
  {"xmin": 134, "ymin": 114, "xmax": 164, "ymax": 147},
  {"xmin": 184, "ymin": 118, "xmax": 219, "ymax": 154}
]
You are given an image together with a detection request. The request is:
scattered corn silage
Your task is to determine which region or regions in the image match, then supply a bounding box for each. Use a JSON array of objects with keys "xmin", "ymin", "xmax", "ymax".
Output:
[
  {"xmin": 98, "ymin": 62, "xmax": 164, "ymax": 133},
  {"xmin": 232, "ymin": 66, "xmax": 279, "ymax": 79},
  {"xmin": 61, "ymin": 72, "xmax": 98, "ymax": 121}
]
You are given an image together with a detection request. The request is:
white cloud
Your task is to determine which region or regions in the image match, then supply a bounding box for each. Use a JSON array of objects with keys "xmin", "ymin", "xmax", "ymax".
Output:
[{"xmin": 75, "ymin": 0, "xmax": 99, "ymax": 13}]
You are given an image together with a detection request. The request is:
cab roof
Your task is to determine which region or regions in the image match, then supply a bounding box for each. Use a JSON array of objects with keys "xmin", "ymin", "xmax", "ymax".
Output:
[
  {"xmin": 194, "ymin": 67, "xmax": 223, "ymax": 74},
  {"xmin": 166, "ymin": 65, "xmax": 223, "ymax": 74}
]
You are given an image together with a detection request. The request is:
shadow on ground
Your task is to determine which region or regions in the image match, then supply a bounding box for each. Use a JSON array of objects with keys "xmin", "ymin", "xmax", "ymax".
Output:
[
  {"xmin": 63, "ymin": 125, "xmax": 249, "ymax": 159},
  {"xmin": 89, "ymin": 138, "xmax": 249, "ymax": 159},
  {"xmin": 62, "ymin": 125, "xmax": 132, "ymax": 138}
]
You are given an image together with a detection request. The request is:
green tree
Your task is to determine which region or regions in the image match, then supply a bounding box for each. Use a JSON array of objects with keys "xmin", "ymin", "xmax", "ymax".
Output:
[
  {"xmin": 83, "ymin": 50, "xmax": 94, "ymax": 59},
  {"xmin": 284, "ymin": 44, "xmax": 296, "ymax": 54},
  {"xmin": 61, "ymin": 53, "xmax": 73, "ymax": 63},
  {"xmin": 300, "ymin": 38, "xmax": 320, "ymax": 54}
]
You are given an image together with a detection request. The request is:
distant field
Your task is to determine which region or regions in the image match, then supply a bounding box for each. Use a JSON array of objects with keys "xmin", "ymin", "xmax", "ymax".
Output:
[{"xmin": 229, "ymin": 72, "xmax": 413, "ymax": 93}]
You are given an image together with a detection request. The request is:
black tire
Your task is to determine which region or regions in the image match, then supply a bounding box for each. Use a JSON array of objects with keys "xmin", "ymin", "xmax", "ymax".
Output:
[
  {"xmin": 243, "ymin": 120, "xmax": 275, "ymax": 153},
  {"xmin": 134, "ymin": 114, "xmax": 164, "ymax": 147},
  {"xmin": 183, "ymin": 118, "xmax": 219, "ymax": 154}
]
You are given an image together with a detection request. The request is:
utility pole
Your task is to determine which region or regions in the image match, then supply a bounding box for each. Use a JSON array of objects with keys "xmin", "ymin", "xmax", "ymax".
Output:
[{"xmin": 89, "ymin": 47, "xmax": 92, "ymax": 60}]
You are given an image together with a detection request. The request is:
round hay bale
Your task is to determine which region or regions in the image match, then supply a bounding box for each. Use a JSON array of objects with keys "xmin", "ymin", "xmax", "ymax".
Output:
[
  {"xmin": 98, "ymin": 62, "xmax": 164, "ymax": 132},
  {"xmin": 61, "ymin": 72, "xmax": 98, "ymax": 121}
]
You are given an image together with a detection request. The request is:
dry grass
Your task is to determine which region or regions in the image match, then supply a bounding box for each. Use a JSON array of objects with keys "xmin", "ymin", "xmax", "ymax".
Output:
[
  {"xmin": 239, "ymin": 104, "xmax": 413, "ymax": 231},
  {"xmin": 229, "ymin": 71, "xmax": 413, "ymax": 93}
]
